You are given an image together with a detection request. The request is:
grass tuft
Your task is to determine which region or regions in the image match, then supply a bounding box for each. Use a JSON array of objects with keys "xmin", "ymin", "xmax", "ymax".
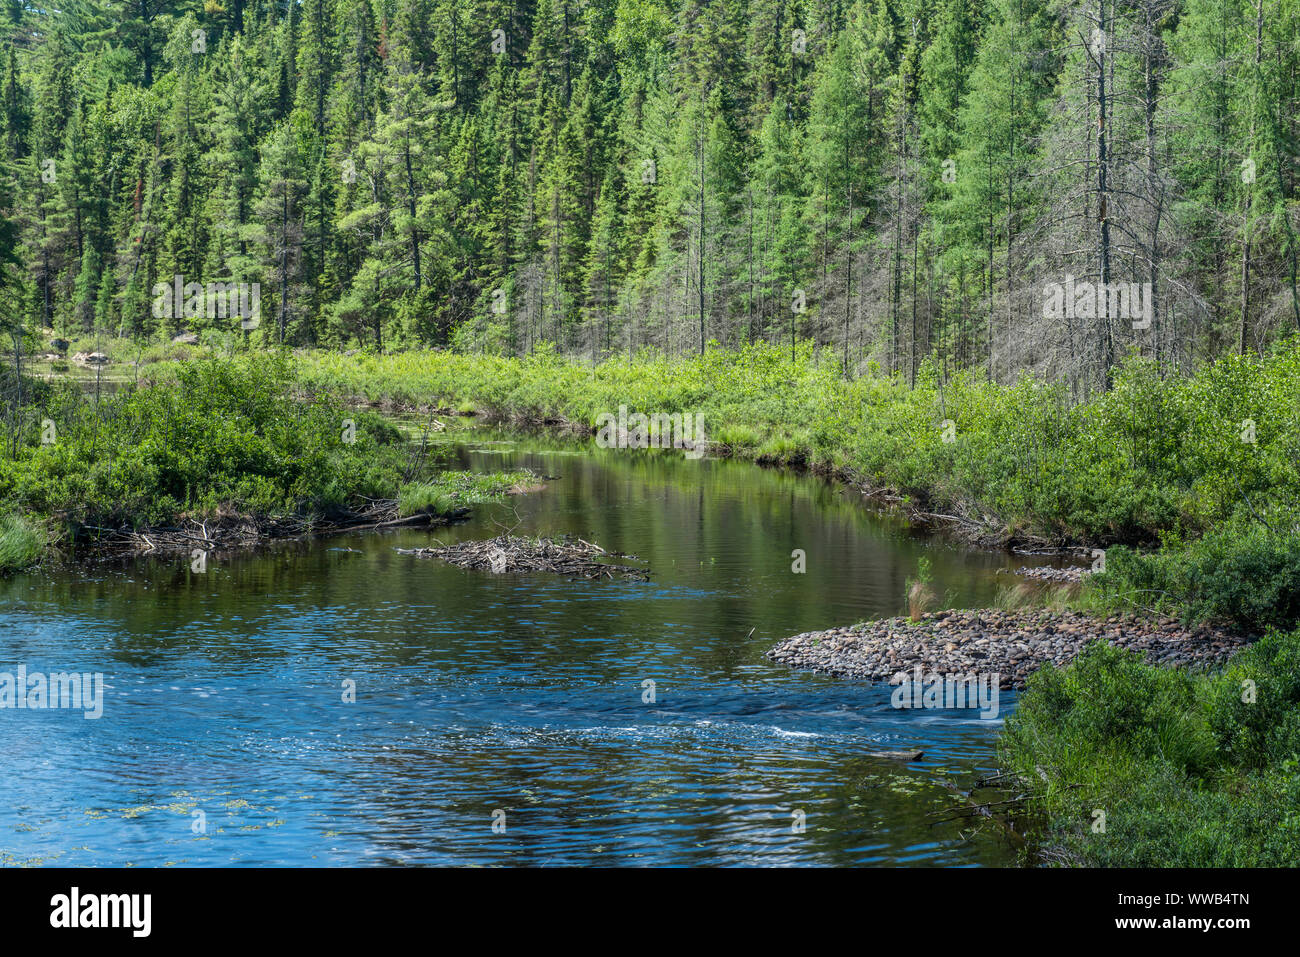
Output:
[{"xmin": 0, "ymin": 513, "xmax": 45, "ymax": 573}]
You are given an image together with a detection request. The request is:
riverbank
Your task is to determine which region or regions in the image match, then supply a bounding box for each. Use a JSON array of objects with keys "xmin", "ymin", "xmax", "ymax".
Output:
[
  {"xmin": 293, "ymin": 343, "xmax": 1296, "ymax": 524},
  {"xmin": 292, "ymin": 344, "xmax": 1300, "ymax": 635},
  {"xmin": 765, "ymin": 604, "xmax": 1300, "ymax": 867},
  {"xmin": 72, "ymin": 490, "xmax": 531, "ymax": 559},
  {"xmin": 0, "ymin": 355, "xmax": 537, "ymax": 572},
  {"xmin": 766, "ymin": 610, "xmax": 1250, "ymax": 689},
  {"xmin": 26, "ymin": 342, "xmax": 1300, "ymax": 595}
]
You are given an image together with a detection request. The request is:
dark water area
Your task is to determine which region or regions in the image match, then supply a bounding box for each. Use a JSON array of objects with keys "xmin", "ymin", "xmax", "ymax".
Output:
[{"xmin": 0, "ymin": 433, "xmax": 1044, "ymax": 866}]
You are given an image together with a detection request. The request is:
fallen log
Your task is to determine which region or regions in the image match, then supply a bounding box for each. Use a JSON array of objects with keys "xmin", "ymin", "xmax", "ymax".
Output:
[{"xmin": 866, "ymin": 749, "xmax": 924, "ymax": 761}]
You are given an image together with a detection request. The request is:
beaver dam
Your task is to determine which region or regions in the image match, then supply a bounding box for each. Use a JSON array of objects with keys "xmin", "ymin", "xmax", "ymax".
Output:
[
  {"xmin": 72, "ymin": 470, "xmax": 545, "ymax": 559},
  {"xmin": 78, "ymin": 498, "xmax": 475, "ymax": 557},
  {"xmin": 397, "ymin": 534, "xmax": 650, "ymax": 580}
]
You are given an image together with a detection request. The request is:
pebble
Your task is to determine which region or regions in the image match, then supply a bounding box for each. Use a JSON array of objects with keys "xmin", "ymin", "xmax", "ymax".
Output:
[
  {"xmin": 1005, "ymin": 565, "xmax": 1090, "ymax": 583},
  {"xmin": 765, "ymin": 609, "xmax": 1251, "ymax": 690}
]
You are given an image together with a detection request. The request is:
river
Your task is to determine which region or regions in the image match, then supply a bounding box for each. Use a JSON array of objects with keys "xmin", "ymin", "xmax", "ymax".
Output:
[{"xmin": 0, "ymin": 431, "xmax": 1037, "ymax": 866}]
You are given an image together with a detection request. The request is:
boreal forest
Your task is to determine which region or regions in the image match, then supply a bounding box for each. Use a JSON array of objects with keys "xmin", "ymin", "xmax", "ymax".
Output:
[{"xmin": 0, "ymin": 0, "xmax": 1296, "ymax": 396}]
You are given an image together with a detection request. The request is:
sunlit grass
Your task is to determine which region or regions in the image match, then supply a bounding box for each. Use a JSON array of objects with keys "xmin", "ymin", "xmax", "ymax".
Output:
[
  {"xmin": 0, "ymin": 513, "xmax": 45, "ymax": 573},
  {"xmin": 397, "ymin": 470, "xmax": 535, "ymax": 517}
]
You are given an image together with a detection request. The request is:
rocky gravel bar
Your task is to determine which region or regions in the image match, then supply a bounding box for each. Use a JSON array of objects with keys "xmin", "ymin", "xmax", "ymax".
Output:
[
  {"xmin": 1006, "ymin": 565, "xmax": 1090, "ymax": 583},
  {"xmin": 766, "ymin": 610, "xmax": 1251, "ymax": 689}
]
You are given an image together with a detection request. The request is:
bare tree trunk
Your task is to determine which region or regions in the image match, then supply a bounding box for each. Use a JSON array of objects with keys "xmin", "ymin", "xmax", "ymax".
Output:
[
  {"xmin": 698, "ymin": 126, "xmax": 706, "ymax": 355},
  {"xmin": 1095, "ymin": 1, "xmax": 1116, "ymax": 387},
  {"xmin": 844, "ymin": 183, "xmax": 853, "ymax": 375},
  {"xmin": 1240, "ymin": 0, "xmax": 1264, "ymax": 354}
]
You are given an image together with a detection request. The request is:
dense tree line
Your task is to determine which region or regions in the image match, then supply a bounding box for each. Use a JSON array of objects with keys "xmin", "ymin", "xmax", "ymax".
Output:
[{"xmin": 0, "ymin": 0, "xmax": 1297, "ymax": 395}]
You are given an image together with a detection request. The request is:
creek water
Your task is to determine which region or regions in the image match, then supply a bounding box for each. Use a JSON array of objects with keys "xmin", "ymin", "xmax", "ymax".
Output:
[{"xmin": 0, "ymin": 432, "xmax": 1041, "ymax": 866}]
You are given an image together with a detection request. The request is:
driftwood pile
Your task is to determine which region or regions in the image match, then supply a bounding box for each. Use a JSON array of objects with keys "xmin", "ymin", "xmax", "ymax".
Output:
[
  {"xmin": 397, "ymin": 533, "xmax": 649, "ymax": 581},
  {"xmin": 81, "ymin": 499, "xmax": 461, "ymax": 556},
  {"xmin": 927, "ymin": 772, "xmax": 1029, "ymax": 848}
]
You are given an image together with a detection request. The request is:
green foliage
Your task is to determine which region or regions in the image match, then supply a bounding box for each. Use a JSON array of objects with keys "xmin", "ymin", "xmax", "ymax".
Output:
[
  {"xmin": 0, "ymin": 354, "xmax": 412, "ymax": 532},
  {"xmin": 396, "ymin": 484, "xmax": 463, "ymax": 517},
  {"xmin": 0, "ymin": 512, "xmax": 44, "ymax": 572},
  {"xmin": 1005, "ymin": 643, "xmax": 1219, "ymax": 779},
  {"xmin": 1001, "ymin": 627, "xmax": 1300, "ymax": 866},
  {"xmin": 297, "ymin": 339, "xmax": 1300, "ymax": 551},
  {"xmin": 1093, "ymin": 518, "xmax": 1300, "ymax": 632},
  {"xmin": 397, "ymin": 470, "xmax": 533, "ymax": 517}
]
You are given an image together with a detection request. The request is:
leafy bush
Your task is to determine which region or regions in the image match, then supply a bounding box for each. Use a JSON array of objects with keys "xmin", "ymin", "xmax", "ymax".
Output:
[
  {"xmin": 0, "ymin": 354, "xmax": 412, "ymax": 533},
  {"xmin": 1066, "ymin": 761, "xmax": 1300, "ymax": 868},
  {"xmin": 1092, "ymin": 516, "xmax": 1300, "ymax": 632},
  {"xmin": 1204, "ymin": 629, "xmax": 1300, "ymax": 768},
  {"xmin": 1002, "ymin": 626, "xmax": 1300, "ymax": 866}
]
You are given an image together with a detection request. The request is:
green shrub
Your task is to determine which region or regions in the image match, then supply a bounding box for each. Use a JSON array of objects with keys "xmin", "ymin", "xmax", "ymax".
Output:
[
  {"xmin": 1066, "ymin": 762, "xmax": 1300, "ymax": 867},
  {"xmin": 1004, "ymin": 642, "xmax": 1218, "ymax": 780},
  {"xmin": 1002, "ymin": 625, "xmax": 1300, "ymax": 866},
  {"xmin": 0, "ymin": 354, "xmax": 410, "ymax": 533},
  {"xmin": 1092, "ymin": 516, "xmax": 1300, "ymax": 632},
  {"xmin": 396, "ymin": 470, "xmax": 531, "ymax": 517},
  {"xmin": 0, "ymin": 513, "xmax": 45, "ymax": 573},
  {"xmin": 1204, "ymin": 628, "xmax": 1300, "ymax": 768}
]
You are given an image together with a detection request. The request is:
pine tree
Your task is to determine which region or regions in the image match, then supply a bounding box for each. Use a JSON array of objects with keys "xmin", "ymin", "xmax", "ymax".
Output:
[{"xmin": 252, "ymin": 121, "xmax": 308, "ymax": 343}]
